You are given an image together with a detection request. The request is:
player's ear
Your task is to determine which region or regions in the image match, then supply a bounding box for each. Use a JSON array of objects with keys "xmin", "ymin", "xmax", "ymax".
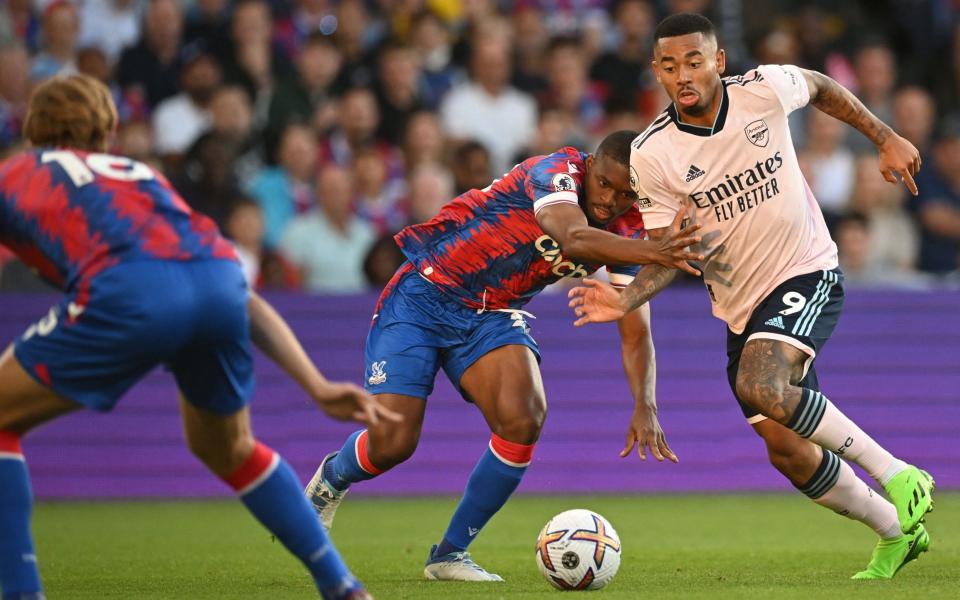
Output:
[
  {"xmin": 716, "ymin": 48, "xmax": 726, "ymax": 75},
  {"xmin": 585, "ymin": 154, "xmax": 594, "ymax": 169}
]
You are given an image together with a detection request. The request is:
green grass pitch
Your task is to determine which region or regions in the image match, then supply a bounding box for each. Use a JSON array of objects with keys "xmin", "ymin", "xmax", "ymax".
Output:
[{"xmin": 34, "ymin": 493, "xmax": 958, "ymax": 599}]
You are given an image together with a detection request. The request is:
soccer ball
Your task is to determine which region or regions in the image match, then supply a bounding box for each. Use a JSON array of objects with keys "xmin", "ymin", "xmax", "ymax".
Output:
[{"xmin": 535, "ymin": 509, "xmax": 621, "ymax": 590}]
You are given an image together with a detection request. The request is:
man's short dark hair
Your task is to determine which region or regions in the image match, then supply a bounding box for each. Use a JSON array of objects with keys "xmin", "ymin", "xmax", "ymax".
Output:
[
  {"xmin": 654, "ymin": 12, "xmax": 716, "ymax": 42},
  {"xmin": 595, "ymin": 130, "xmax": 639, "ymax": 165}
]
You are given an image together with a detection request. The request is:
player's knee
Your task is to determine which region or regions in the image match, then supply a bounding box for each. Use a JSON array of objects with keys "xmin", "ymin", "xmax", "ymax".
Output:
[
  {"xmin": 762, "ymin": 434, "xmax": 810, "ymax": 480},
  {"xmin": 368, "ymin": 430, "xmax": 418, "ymax": 470},
  {"xmin": 735, "ymin": 374, "xmax": 783, "ymax": 416},
  {"xmin": 186, "ymin": 431, "xmax": 256, "ymax": 476},
  {"xmin": 494, "ymin": 403, "xmax": 546, "ymax": 445}
]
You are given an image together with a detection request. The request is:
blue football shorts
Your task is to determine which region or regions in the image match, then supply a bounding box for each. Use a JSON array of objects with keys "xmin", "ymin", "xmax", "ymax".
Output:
[
  {"xmin": 726, "ymin": 268, "xmax": 845, "ymax": 422},
  {"xmin": 363, "ymin": 267, "xmax": 541, "ymax": 399},
  {"xmin": 14, "ymin": 259, "xmax": 254, "ymax": 414}
]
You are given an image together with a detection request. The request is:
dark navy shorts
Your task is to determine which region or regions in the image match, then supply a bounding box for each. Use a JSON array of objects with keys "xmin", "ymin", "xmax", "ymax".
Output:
[
  {"xmin": 363, "ymin": 268, "xmax": 541, "ymax": 399},
  {"xmin": 726, "ymin": 268, "xmax": 844, "ymax": 421},
  {"xmin": 14, "ymin": 259, "xmax": 254, "ymax": 414}
]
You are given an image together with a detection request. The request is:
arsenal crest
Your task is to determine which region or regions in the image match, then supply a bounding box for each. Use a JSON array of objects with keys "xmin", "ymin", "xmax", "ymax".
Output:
[{"xmin": 744, "ymin": 119, "xmax": 769, "ymax": 147}]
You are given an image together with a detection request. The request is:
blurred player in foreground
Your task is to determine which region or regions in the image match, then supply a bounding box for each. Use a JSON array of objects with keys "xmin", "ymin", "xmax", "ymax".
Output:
[
  {"xmin": 568, "ymin": 13, "xmax": 934, "ymax": 580},
  {"xmin": 305, "ymin": 130, "xmax": 704, "ymax": 581},
  {"xmin": 0, "ymin": 74, "xmax": 398, "ymax": 600}
]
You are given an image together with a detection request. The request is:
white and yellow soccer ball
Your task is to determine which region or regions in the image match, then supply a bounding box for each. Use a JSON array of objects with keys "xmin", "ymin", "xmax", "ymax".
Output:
[{"xmin": 535, "ymin": 509, "xmax": 621, "ymax": 591}]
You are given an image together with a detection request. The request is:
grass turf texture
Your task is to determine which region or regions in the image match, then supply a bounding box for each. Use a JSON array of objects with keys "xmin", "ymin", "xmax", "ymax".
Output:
[{"xmin": 34, "ymin": 493, "xmax": 958, "ymax": 599}]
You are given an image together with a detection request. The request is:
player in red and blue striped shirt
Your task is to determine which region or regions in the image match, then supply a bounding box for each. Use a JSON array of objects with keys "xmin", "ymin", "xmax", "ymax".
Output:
[
  {"xmin": 0, "ymin": 74, "xmax": 395, "ymax": 600},
  {"xmin": 306, "ymin": 131, "xmax": 703, "ymax": 581}
]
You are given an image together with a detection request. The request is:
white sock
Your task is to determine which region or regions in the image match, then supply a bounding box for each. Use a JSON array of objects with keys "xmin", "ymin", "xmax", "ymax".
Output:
[
  {"xmin": 789, "ymin": 390, "xmax": 902, "ymax": 485},
  {"xmin": 804, "ymin": 450, "xmax": 901, "ymax": 539}
]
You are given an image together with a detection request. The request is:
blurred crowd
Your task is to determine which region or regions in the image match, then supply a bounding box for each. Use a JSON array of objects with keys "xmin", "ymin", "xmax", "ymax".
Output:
[{"xmin": 1, "ymin": 0, "xmax": 959, "ymax": 293}]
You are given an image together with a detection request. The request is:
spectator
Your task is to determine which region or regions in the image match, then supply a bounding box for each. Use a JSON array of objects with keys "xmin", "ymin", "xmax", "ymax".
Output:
[
  {"xmin": 78, "ymin": 0, "xmax": 142, "ymax": 66},
  {"xmin": 541, "ymin": 36, "xmax": 604, "ymax": 137},
  {"xmin": 220, "ymin": 0, "xmax": 288, "ymax": 105},
  {"xmin": 511, "ymin": 6, "xmax": 549, "ymax": 94},
  {"xmin": 280, "ymin": 164, "xmax": 376, "ymax": 293},
  {"xmin": 401, "ymin": 109, "xmax": 446, "ymax": 171},
  {"xmin": 440, "ymin": 32, "xmax": 536, "ymax": 173},
  {"xmin": 116, "ymin": 0, "xmax": 184, "ymax": 109},
  {"xmin": 223, "ymin": 196, "xmax": 265, "ymax": 286},
  {"xmin": 209, "ymin": 85, "xmax": 262, "ymax": 185},
  {"xmin": 892, "ymin": 86, "xmax": 936, "ymax": 154},
  {"xmin": 837, "ymin": 211, "xmax": 929, "ymax": 289},
  {"xmin": 800, "ymin": 108, "xmax": 855, "ymax": 225},
  {"xmin": 30, "ymin": 0, "xmax": 79, "ymax": 81},
  {"xmin": 183, "ymin": 0, "xmax": 230, "ymax": 58},
  {"xmin": 409, "ymin": 10, "xmax": 456, "ymax": 107},
  {"xmin": 114, "ymin": 120, "xmax": 156, "ymax": 167},
  {"xmin": 514, "ymin": 107, "xmax": 585, "ymax": 166},
  {"xmin": 333, "ymin": 0, "xmax": 379, "ymax": 88},
  {"xmin": 848, "ymin": 40, "xmax": 896, "ymax": 153},
  {"xmin": 151, "ymin": 42, "xmax": 221, "ymax": 165},
  {"xmin": 77, "ymin": 46, "xmax": 146, "ymax": 124},
  {"xmin": 0, "ymin": 42, "xmax": 30, "ymax": 150},
  {"xmin": 590, "ymin": 0, "xmax": 653, "ymax": 108},
  {"xmin": 267, "ymin": 32, "xmax": 341, "ymax": 159},
  {"xmin": 405, "ymin": 162, "xmax": 454, "ymax": 224},
  {"xmin": 318, "ymin": 87, "xmax": 401, "ymax": 179},
  {"xmin": 172, "ymin": 131, "xmax": 242, "ymax": 230},
  {"xmin": 0, "ymin": 0, "xmax": 40, "ymax": 52},
  {"xmin": 362, "ymin": 234, "xmax": 406, "ymax": 289},
  {"xmin": 374, "ymin": 42, "xmax": 426, "ymax": 145},
  {"xmin": 911, "ymin": 116, "xmax": 960, "ymax": 276},
  {"xmin": 352, "ymin": 147, "xmax": 408, "ymax": 235},
  {"xmin": 248, "ymin": 123, "xmax": 318, "ymax": 247},
  {"xmin": 450, "ymin": 139, "xmax": 492, "ymax": 195},
  {"xmin": 848, "ymin": 155, "xmax": 918, "ymax": 276}
]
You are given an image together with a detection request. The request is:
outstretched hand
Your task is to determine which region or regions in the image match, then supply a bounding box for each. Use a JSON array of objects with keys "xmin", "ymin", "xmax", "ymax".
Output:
[
  {"xmin": 654, "ymin": 207, "xmax": 704, "ymax": 276},
  {"xmin": 620, "ymin": 410, "xmax": 678, "ymax": 463},
  {"xmin": 878, "ymin": 132, "xmax": 921, "ymax": 196},
  {"xmin": 567, "ymin": 278, "xmax": 625, "ymax": 326},
  {"xmin": 312, "ymin": 382, "xmax": 403, "ymax": 426}
]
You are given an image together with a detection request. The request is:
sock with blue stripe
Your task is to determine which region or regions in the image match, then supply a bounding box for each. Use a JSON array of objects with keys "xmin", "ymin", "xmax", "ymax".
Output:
[
  {"xmin": 324, "ymin": 430, "xmax": 384, "ymax": 492},
  {"xmin": 0, "ymin": 432, "xmax": 43, "ymax": 600},
  {"xmin": 786, "ymin": 388, "xmax": 902, "ymax": 485},
  {"xmin": 434, "ymin": 435, "xmax": 534, "ymax": 557},
  {"xmin": 224, "ymin": 442, "xmax": 363, "ymax": 599},
  {"xmin": 798, "ymin": 449, "xmax": 901, "ymax": 540}
]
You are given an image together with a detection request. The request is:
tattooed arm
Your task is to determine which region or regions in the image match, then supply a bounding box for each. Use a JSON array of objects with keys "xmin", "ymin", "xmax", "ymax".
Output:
[
  {"xmin": 567, "ymin": 227, "xmax": 679, "ymax": 325},
  {"xmin": 801, "ymin": 68, "xmax": 921, "ymax": 195}
]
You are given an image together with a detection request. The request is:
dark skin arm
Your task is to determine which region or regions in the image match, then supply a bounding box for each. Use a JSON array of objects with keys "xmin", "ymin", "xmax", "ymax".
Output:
[
  {"xmin": 536, "ymin": 203, "xmax": 704, "ymax": 276},
  {"xmin": 567, "ymin": 226, "xmax": 679, "ymax": 325},
  {"xmin": 801, "ymin": 68, "xmax": 921, "ymax": 195},
  {"xmin": 617, "ymin": 301, "xmax": 677, "ymax": 462}
]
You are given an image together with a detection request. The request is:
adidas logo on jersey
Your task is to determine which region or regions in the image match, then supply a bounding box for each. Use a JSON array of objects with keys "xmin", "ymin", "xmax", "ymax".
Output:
[
  {"xmin": 764, "ymin": 316, "xmax": 785, "ymax": 329},
  {"xmin": 685, "ymin": 164, "xmax": 706, "ymax": 183}
]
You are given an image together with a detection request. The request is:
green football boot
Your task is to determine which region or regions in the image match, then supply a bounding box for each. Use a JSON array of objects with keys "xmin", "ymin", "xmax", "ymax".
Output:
[
  {"xmin": 851, "ymin": 525, "xmax": 929, "ymax": 580},
  {"xmin": 884, "ymin": 466, "xmax": 935, "ymax": 534}
]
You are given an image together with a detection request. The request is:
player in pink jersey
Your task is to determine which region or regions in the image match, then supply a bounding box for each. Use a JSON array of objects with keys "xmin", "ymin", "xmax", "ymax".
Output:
[
  {"xmin": 569, "ymin": 13, "xmax": 933, "ymax": 580},
  {"xmin": 305, "ymin": 131, "xmax": 704, "ymax": 581},
  {"xmin": 0, "ymin": 74, "xmax": 398, "ymax": 600}
]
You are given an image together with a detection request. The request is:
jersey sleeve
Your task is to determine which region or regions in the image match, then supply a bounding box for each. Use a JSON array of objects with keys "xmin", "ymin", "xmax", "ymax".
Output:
[
  {"xmin": 756, "ymin": 64, "xmax": 810, "ymax": 115},
  {"xmin": 630, "ymin": 145, "xmax": 678, "ymax": 231},
  {"xmin": 526, "ymin": 149, "xmax": 583, "ymax": 215}
]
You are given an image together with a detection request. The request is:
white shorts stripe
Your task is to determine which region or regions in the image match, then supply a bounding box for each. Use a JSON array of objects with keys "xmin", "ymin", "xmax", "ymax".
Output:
[
  {"xmin": 791, "ymin": 271, "xmax": 828, "ymax": 336},
  {"xmin": 798, "ymin": 271, "xmax": 838, "ymax": 336},
  {"xmin": 0, "ymin": 452, "xmax": 25, "ymax": 461}
]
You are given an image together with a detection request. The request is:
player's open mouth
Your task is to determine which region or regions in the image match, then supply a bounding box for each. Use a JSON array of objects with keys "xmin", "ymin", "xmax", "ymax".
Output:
[
  {"xmin": 593, "ymin": 206, "xmax": 611, "ymax": 221},
  {"xmin": 678, "ymin": 90, "xmax": 699, "ymax": 107}
]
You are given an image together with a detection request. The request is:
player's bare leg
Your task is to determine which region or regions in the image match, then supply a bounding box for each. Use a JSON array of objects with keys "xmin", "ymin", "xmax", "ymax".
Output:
[
  {"xmin": 738, "ymin": 341, "xmax": 931, "ymax": 578},
  {"xmin": 424, "ymin": 345, "xmax": 546, "ymax": 582},
  {"xmin": 306, "ymin": 394, "xmax": 425, "ymax": 530},
  {"xmin": 179, "ymin": 397, "xmax": 371, "ymax": 599},
  {"xmin": 0, "ymin": 345, "xmax": 80, "ymax": 600}
]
